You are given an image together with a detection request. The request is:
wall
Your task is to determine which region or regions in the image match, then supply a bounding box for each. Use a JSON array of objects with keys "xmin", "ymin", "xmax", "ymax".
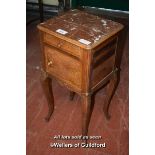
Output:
[
  {"xmin": 27, "ymin": 0, "xmax": 58, "ymax": 5},
  {"xmin": 72, "ymin": 0, "xmax": 129, "ymax": 11}
]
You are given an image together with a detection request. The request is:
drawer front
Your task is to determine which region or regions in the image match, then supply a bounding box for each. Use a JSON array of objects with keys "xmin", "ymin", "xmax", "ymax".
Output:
[
  {"xmin": 44, "ymin": 33, "xmax": 81, "ymax": 59},
  {"xmin": 44, "ymin": 46, "xmax": 82, "ymax": 89}
]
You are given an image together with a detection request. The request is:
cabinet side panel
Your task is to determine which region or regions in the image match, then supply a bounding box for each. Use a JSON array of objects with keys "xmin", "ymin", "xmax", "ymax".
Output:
[{"xmin": 91, "ymin": 36, "xmax": 117, "ymax": 87}]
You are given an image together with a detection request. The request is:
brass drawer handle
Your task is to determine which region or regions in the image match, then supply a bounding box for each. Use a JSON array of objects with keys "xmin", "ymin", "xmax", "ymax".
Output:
[{"xmin": 47, "ymin": 60, "xmax": 53, "ymax": 67}]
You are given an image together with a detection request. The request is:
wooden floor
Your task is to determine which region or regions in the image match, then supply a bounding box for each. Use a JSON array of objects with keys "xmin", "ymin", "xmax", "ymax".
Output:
[{"xmin": 26, "ymin": 16, "xmax": 129, "ymax": 155}]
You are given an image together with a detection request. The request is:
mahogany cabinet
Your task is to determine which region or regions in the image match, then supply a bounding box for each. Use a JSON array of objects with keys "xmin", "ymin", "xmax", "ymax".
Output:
[{"xmin": 37, "ymin": 9, "xmax": 124, "ymax": 140}]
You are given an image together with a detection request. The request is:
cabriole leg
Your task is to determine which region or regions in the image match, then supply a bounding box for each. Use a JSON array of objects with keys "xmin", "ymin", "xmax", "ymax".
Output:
[
  {"xmin": 40, "ymin": 70, "xmax": 54, "ymax": 122},
  {"xmin": 103, "ymin": 71, "xmax": 118, "ymax": 120},
  {"xmin": 81, "ymin": 94, "xmax": 92, "ymax": 143}
]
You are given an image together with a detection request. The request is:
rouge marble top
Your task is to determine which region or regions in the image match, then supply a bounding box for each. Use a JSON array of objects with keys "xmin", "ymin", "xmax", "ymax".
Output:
[{"xmin": 38, "ymin": 9, "xmax": 124, "ymax": 49}]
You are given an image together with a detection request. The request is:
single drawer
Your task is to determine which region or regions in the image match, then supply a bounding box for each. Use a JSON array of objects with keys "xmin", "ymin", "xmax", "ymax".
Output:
[
  {"xmin": 44, "ymin": 33, "xmax": 81, "ymax": 59},
  {"xmin": 44, "ymin": 46, "xmax": 82, "ymax": 89}
]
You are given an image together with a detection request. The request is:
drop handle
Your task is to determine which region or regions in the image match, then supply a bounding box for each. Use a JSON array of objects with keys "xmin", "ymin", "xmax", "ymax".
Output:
[{"xmin": 47, "ymin": 60, "xmax": 53, "ymax": 67}]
